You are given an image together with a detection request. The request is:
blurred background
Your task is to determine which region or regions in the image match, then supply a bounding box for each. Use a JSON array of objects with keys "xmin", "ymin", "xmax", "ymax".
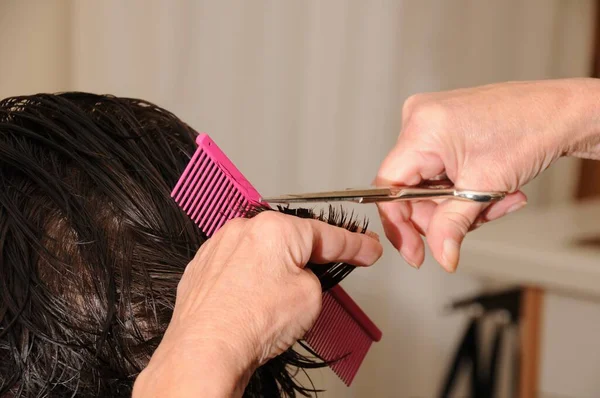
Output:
[{"xmin": 1, "ymin": 1, "xmax": 599, "ymax": 397}]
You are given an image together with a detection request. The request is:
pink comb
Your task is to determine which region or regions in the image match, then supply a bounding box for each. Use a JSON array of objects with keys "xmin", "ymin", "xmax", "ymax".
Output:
[
  {"xmin": 305, "ymin": 286, "xmax": 382, "ymax": 385},
  {"xmin": 171, "ymin": 134, "xmax": 261, "ymax": 236},
  {"xmin": 171, "ymin": 133, "xmax": 381, "ymax": 385}
]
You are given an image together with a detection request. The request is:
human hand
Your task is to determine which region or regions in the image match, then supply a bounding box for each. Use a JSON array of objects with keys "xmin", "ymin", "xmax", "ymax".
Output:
[
  {"xmin": 376, "ymin": 78, "xmax": 600, "ymax": 272},
  {"xmin": 134, "ymin": 211, "xmax": 382, "ymax": 397}
]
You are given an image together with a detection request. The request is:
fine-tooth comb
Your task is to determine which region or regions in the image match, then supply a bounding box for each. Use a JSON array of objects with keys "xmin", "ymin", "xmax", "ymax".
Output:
[
  {"xmin": 306, "ymin": 286, "xmax": 382, "ymax": 384},
  {"xmin": 171, "ymin": 133, "xmax": 382, "ymax": 386},
  {"xmin": 171, "ymin": 134, "xmax": 261, "ymax": 235}
]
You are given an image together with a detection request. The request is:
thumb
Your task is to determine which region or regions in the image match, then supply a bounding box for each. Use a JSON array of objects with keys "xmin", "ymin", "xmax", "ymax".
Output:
[
  {"xmin": 376, "ymin": 143, "xmax": 445, "ymax": 186},
  {"xmin": 426, "ymin": 200, "xmax": 484, "ymax": 272}
]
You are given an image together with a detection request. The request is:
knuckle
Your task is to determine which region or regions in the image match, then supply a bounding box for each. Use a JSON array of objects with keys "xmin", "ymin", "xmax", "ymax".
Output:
[
  {"xmin": 247, "ymin": 212, "xmax": 311, "ymax": 267},
  {"xmin": 250, "ymin": 211, "xmax": 291, "ymax": 238},
  {"xmin": 299, "ymin": 271, "xmax": 322, "ymax": 308},
  {"xmin": 212, "ymin": 217, "xmax": 248, "ymax": 240},
  {"xmin": 253, "ymin": 210, "xmax": 285, "ymax": 223},
  {"xmin": 444, "ymin": 211, "xmax": 474, "ymax": 235},
  {"xmin": 225, "ymin": 217, "xmax": 247, "ymax": 229},
  {"xmin": 405, "ymin": 101, "xmax": 450, "ymax": 133},
  {"xmin": 402, "ymin": 93, "xmax": 421, "ymax": 117},
  {"xmin": 331, "ymin": 229, "xmax": 350, "ymax": 259},
  {"xmin": 348, "ymin": 231, "xmax": 362, "ymax": 257},
  {"xmin": 219, "ymin": 217, "xmax": 247, "ymax": 234},
  {"xmin": 246, "ymin": 212, "xmax": 300, "ymax": 255}
]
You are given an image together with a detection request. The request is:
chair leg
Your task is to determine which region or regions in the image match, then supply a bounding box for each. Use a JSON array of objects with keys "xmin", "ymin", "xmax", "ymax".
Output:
[{"xmin": 518, "ymin": 287, "xmax": 544, "ymax": 398}]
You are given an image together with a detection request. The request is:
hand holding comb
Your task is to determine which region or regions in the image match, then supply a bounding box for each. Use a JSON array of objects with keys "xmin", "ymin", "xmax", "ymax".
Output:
[{"xmin": 171, "ymin": 133, "xmax": 382, "ymax": 385}]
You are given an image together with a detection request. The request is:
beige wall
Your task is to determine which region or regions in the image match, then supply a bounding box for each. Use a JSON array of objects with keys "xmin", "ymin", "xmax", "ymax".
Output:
[
  {"xmin": 0, "ymin": 1, "xmax": 71, "ymax": 98},
  {"xmin": 0, "ymin": 1, "xmax": 597, "ymax": 396}
]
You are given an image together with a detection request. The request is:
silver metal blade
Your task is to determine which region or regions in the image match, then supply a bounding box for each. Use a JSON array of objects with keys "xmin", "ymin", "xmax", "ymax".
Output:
[{"xmin": 261, "ymin": 187, "xmax": 394, "ymax": 203}]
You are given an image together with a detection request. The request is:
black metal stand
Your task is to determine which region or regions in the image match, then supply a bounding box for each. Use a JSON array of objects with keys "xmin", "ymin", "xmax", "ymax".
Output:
[{"xmin": 439, "ymin": 288, "xmax": 522, "ymax": 398}]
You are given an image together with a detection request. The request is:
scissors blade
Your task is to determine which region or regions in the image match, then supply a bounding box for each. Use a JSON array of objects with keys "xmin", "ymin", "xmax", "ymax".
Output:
[
  {"xmin": 261, "ymin": 187, "xmax": 394, "ymax": 204},
  {"xmin": 261, "ymin": 181, "xmax": 506, "ymax": 204}
]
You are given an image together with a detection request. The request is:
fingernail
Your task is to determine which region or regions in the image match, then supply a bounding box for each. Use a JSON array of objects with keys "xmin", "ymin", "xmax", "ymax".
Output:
[
  {"xmin": 506, "ymin": 201, "xmax": 527, "ymax": 215},
  {"xmin": 442, "ymin": 239, "xmax": 460, "ymax": 272},
  {"xmin": 400, "ymin": 251, "xmax": 420, "ymax": 269},
  {"xmin": 365, "ymin": 230, "xmax": 380, "ymax": 241},
  {"xmin": 355, "ymin": 248, "xmax": 382, "ymax": 266}
]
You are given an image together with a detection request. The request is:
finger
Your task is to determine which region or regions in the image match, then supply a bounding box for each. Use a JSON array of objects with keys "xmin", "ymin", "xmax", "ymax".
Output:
[
  {"xmin": 404, "ymin": 192, "xmax": 526, "ymax": 233},
  {"xmin": 300, "ymin": 218, "xmax": 383, "ymax": 267},
  {"xmin": 470, "ymin": 191, "xmax": 528, "ymax": 230},
  {"xmin": 425, "ymin": 200, "xmax": 484, "ymax": 272},
  {"xmin": 375, "ymin": 142, "xmax": 445, "ymax": 266},
  {"xmin": 376, "ymin": 143, "xmax": 445, "ymax": 186},
  {"xmin": 405, "ymin": 200, "xmax": 437, "ymax": 235},
  {"xmin": 377, "ymin": 201, "xmax": 425, "ymax": 268}
]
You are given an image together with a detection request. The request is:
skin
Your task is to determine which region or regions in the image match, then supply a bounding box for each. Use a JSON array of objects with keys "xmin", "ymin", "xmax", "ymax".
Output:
[
  {"xmin": 133, "ymin": 211, "xmax": 383, "ymax": 397},
  {"xmin": 134, "ymin": 78, "xmax": 600, "ymax": 395},
  {"xmin": 376, "ymin": 78, "xmax": 600, "ymax": 271}
]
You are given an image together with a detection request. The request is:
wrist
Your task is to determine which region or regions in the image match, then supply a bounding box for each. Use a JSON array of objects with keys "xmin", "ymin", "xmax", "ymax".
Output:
[
  {"xmin": 133, "ymin": 330, "xmax": 256, "ymax": 398},
  {"xmin": 557, "ymin": 78, "xmax": 600, "ymax": 160}
]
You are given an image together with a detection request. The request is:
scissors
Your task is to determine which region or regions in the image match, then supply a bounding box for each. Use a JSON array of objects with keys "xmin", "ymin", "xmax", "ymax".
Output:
[{"xmin": 261, "ymin": 179, "xmax": 506, "ymax": 204}]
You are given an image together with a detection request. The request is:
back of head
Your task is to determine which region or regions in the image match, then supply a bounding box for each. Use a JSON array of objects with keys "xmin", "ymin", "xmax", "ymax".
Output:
[
  {"xmin": 0, "ymin": 92, "xmax": 358, "ymax": 397},
  {"xmin": 0, "ymin": 93, "xmax": 205, "ymax": 396}
]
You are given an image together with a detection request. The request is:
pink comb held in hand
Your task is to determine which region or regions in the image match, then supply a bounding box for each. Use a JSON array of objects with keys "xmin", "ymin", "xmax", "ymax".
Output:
[
  {"xmin": 171, "ymin": 134, "xmax": 261, "ymax": 236},
  {"xmin": 306, "ymin": 286, "xmax": 382, "ymax": 385},
  {"xmin": 171, "ymin": 133, "xmax": 381, "ymax": 386}
]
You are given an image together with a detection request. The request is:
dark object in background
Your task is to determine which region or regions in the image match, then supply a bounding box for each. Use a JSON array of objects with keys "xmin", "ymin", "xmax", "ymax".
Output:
[{"xmin": 440, "ymin": 288, "xmax": 522, "ymax": 398}]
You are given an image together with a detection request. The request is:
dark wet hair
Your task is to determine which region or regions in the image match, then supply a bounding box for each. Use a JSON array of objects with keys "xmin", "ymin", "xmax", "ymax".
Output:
[{"xmin": 0, "ymin": 93, "xmax": 364, "ymax": 397}]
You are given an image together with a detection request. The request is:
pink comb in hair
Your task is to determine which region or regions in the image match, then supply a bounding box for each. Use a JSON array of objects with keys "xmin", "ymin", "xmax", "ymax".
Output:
[
  {"xmin": 171, "ymin": 134, "xmax": 261, "ymax": 236},
  {"xmin": 171, "ymin": 133, "xmax": 381, "ymax": 386}
]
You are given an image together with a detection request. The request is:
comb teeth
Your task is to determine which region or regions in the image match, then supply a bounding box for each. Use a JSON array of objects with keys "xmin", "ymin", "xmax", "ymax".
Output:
[
  {"xmin": 171, "ymin": 134, "xmax": 261, "ymax": 236},
  {"xmin": 304, "ymin": 286, "xmax": 381, "ymax": 385}
]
